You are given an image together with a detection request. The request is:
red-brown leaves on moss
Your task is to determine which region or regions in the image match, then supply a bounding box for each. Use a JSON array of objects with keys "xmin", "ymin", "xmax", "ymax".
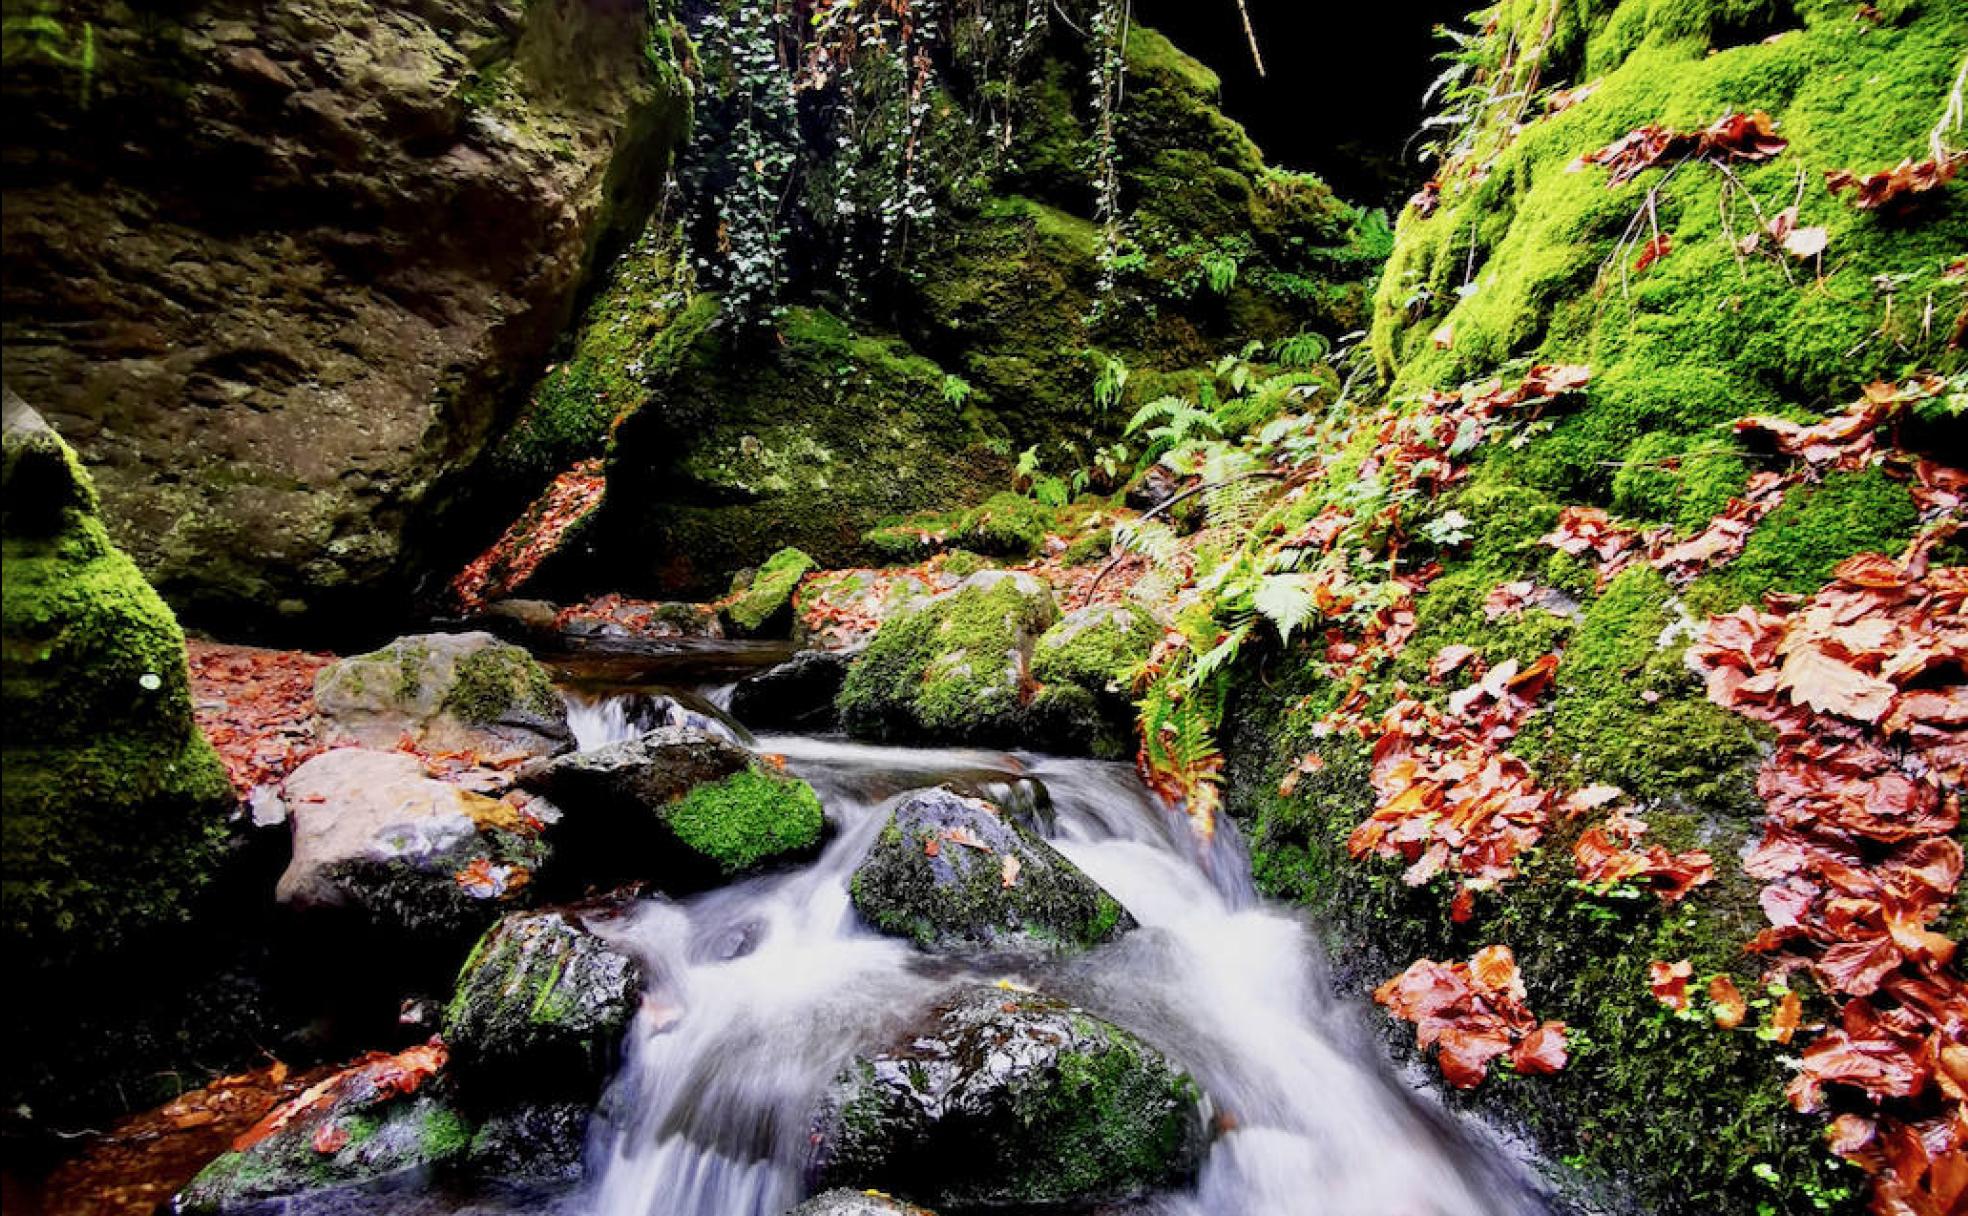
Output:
[
  {"xmin": 451, "ymin": 459, "xmax": 606, "ymax": 612},
  {"xmin": 1375, "ymin": 945, "xmax": 1568, "ymax": 1088},
  {"xmin": 1690, "ymin": 536, "xmax": 1968, "ymax": 1210},
  {"xmin": 186, "ymin": 641, "xmax": 335, "ymax": 798},
  {"xmin": 1576, "ymin": 110, "xmax": 1788, "ymax": 186},
  {"xmin": 1343, "ymin": 655, "xmax": 1561, "ymax": 905},
  {"xmin": 1649, "ymin": 960, "xmax": 1694, "ymax": 1012},
  {"xmin": 1572, "ymin": 802, "xmax": 1714, "ymax": 904},
  {"xmin": 1825, "ymin": 155, "xmax": 1962, "ymax": 213}
]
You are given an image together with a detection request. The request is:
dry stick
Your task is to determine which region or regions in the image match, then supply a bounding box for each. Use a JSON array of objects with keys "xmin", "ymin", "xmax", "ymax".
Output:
[
  {"xmin": 1080, "ymin": 469, "xmax": 1286, "ymax": 609},
  {"xmin": 1233, "ymin": 0, "xmax": 1266, "ymax": 77}
]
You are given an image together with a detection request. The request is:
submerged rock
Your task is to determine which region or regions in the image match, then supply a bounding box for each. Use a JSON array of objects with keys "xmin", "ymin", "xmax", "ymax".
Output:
[
  {"xmin": 849, "ymin": 788, "xmax": 1131, "ymax": 954},
  {"xmin": 523, "ymin": 727, "xmax": 825, "ymax": 888},
  {"xmin": 177, "ymin": 1042, "xmax": 467, "ymax": 1215},
  {"xmin": 788, "ymin": 1190, "xmax": 937, "ymax": 1216},
  {"xmin": 811, "ymin": 986, "xmax": 1207, "ymax": 1210},
  {"xmin": 836, "ymin": 571, "xmax": 1059, "ymax": 748},
  {"xmin": 276, "ymin": 749, "xmax": 543, "ymax": 940},
  {"xmin": 443, "ymin": 908, "xmax": 642, "ymax": 1097},
  {"xmin": 729, "ymin": 649, "xmax": 854, "ymax": 731},
  {"xmin": 314, "ymin": 632, "xmax": 572, "ymax": 761}
]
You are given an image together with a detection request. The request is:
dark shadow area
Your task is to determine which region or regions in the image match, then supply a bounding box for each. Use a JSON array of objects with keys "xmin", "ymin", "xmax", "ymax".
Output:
[{"xmin": 1134, "ymin": 0, "xmax": 1472, "ymax": 208}]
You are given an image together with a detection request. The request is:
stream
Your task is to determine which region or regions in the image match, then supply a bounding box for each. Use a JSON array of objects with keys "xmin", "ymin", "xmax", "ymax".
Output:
[{"xmin": 545, "ymin": 640, "xmax": 1555, "ymax": 1216}]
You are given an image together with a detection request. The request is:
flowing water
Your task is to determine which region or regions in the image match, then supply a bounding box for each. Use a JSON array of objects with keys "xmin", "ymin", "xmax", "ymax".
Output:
[{"xmin": 549, "ymin": 644, "xmax": 1555, "ymax": 1216}]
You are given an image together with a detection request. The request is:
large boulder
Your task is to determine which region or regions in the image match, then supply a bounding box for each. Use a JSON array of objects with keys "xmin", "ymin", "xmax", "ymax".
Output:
[
  {"xmin": 276, "ymin": 748, "xmax": 544, "ymax": 939},
  {"xmin": 522, "ymin": 727, "xmax": 826, "ymax": 889},
  {"xmin": 836, "ymin": 571, "xmax": 1059, "ymax": 747},
  {"xmin": 728, "ymin": 649, "xmax": 854, "ymax": 732},
  {"xmin": 443, "ymin": 907, "xmax": 642, "ymax": 1097},
  {"xmin": 850, "ymin": 788, "xmax": 1130, "ymax": 955},
  {"xmin": 314, "ymin": 631, "xmax": 571, "ymax": 760},
  {"xmin": 176, "ymin": 1041, "xmax": 467, "ymax": 1215},
  {"xmin": 811, "ymin": 986, "xmax": 1207, "ymax": 1210},
  {"xmin": 1, "ymin": 393, "xmax": 236, "ymax": 966},
  {"xmin": 0, "ymin": 0, "xmax": 692, "ymax": 631}
]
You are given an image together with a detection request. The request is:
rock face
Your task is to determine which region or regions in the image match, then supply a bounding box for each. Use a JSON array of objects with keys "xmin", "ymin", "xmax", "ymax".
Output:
[
  {"xmin": 313, "ymin": 631, "xmax": 572, "ymax": 759},
  {"xmin": 729, "ymin": 649, "xmax": 854, "ymax": 732},
  {"xmin": 522, "ymin": 727, "xmax": 826, "ymax": 888},
  {"xmin": 443, "ymin": 908, "xmax": 642, "ymax": 1096},
  {"xmin": 1, "ymin": 392, "xmax": 236, "ymax": 967},
  {"xmin": 836, "ymin": 572, "xmax": 1059, "ymax": 747},
  {"xmin": 0, "ymin": 0, "xmax": 690, "ymax": 630},
  {"xmin": 811, "ymin": 986, "xmax": 1207, "ymax": 1210},
  {"xmin": 276, "ymin": 748, "xmax": 543, "ymax": 938},
  {"xmin": 177, "ymin": 1041, "xmax": 467, "ymax": 1214},
  {"xmin": 850, "ymin": 788, "xmax": 1131, "ymax": 954}
]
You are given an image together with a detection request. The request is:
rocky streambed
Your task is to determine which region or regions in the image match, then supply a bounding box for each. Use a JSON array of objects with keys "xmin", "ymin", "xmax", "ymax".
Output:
[{"xmin": 151, "ymin": 618, "xmax": 1557, "ymax": 1216}]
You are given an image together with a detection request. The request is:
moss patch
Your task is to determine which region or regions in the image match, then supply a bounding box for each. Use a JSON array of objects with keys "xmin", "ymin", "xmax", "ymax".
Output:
[{"xmin": 664, "ymin": 767, "xmax": 825, "ymax": 875}]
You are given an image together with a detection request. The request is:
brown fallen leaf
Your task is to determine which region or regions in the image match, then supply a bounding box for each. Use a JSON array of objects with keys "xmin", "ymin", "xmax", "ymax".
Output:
[{"xmin": 1001, "ymin": 853, "xmax": 1021, "ymax": 889}]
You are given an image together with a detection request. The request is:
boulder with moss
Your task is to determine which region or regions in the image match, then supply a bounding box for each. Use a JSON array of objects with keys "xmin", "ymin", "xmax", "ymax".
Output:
[
  {"xmin": 444, "ymin": 907, "xmax": 642, "ymax": 1097},
  {"xmin": 850, "ymin": 788, "xmax": 1131, "ymax": 954},
  {"xmin": 523, "ymin": 727, "xmax": 825, "ymax": 889},
  {"xmin": 1, "ymin": 393, "xmax": 237, "ymax": 970},
  {"xmin": 810, "ymin": 985, "xmax": 1206, "ymax": 1210},
  {"xmin": 789, "ymin": 1191, "xmax": 936, "ymax": 1216},
  {"xmin": 836, "ymin": 571, "xmax": 1061, "ymax": 748},
  {"xmin": 725, "ymin": 547, "xmax": 817, "ymax": 637},
  {"xmin": 314, "ymin": 631, "xmax": 572, "ymax": 760}
]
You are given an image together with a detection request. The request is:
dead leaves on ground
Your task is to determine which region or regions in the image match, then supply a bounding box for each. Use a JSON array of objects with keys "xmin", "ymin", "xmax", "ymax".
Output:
[
  {"xmin": 450, "ymin": 459, "xmax": 607, "ymax": 612},
  {"xmin": 1375, "ymin": 945, "xmax": 1569, "ymax": 1089},
  {"xmin": 1826, "ymin": 155, "xmax": 1962, "ymax": 213},
  {"xmin": 232, "ymin": 1039, "xmax": 447, "ymax": 1154},
  {"xmin": 186, "ymin": 641, "xmax": 334, "ymax": 798},
  {"xmin": 1574, "ymin": 110, "xmax": 1789, "ymax": 187}
]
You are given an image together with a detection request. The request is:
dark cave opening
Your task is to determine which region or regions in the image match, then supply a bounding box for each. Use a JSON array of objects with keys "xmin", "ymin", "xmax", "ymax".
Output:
[{"xmin": 1132, "ymin": 0, "xmax": 1474, "ymax": 210}]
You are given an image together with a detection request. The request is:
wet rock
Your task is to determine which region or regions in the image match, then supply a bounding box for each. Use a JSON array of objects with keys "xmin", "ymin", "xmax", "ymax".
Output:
[
  {"xmin": 836, "ymin": 571, "xmax": 1059, "ymax": 748},
  {"xmin": 276, "ymin": 749, "xmax": 544, "ymax": 940},
  {"xmin": 465, "ymin": 1101, "xmax": 594, "ymax": 1188},
  {"xmin": 1, "ymin": 0, "xmax": 691, "ymax": 631},
  {"xmin": 473, "ymin": 598, "xmax": 563, "ymax": 645},
  {"xmin": 811, "ymin": 986, "xmax": 1206, "ymax": 1210},
  {"xmin": 314, "ymin": 631, "xmax": 571, "ymax": 760},
  {"xmin": 177, "ymin": 1042, "xmax": 468, "ymax": 1215},
  {"xmin": 444, "ymin": 908, "xmax": 642, "ymax": 1097},
  {"xmin": 729, "ymin": 649, "xmax": 854, "ymax": 731},
  {"xmin": 849, "ymin": 788, "xmax": 1130, "ymax": 954},
  {"xmin": 522, "ymin": 727, "xmax": 825, "ymax": 889},
  {"xmin": 788, "ymin": 1190, "xmax": 937, "ymax": 1215}
]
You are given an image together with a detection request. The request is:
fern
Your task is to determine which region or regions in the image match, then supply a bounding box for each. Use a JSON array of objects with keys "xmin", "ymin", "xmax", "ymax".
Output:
[
  {"xmin": 1254, "ymin": 573, "xmax": 1318, "ymax": 642},
  {"xmin": 1274, "ymin": 331, "xmax": 1332, "ymax": 368}
]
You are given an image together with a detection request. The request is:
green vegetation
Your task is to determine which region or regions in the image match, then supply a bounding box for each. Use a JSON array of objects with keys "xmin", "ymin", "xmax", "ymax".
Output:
[
  {"xmin": 664, "ymin": 767, "xmax": 825, "ymax": 875},
  {"xmin": 725, "ymin": 546, "xmax": 816, "ymax": 635}
]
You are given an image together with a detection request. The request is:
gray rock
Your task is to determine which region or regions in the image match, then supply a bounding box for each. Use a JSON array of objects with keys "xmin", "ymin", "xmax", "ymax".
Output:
[
  {"xmin": 811, "ymin": 986, "xmax": 1207, "ymax": 1210},
  {"xmin": 314, "ymin": 631, "xmax": 571, "ymax": 760},
  {"xmin": 849, "ymin": 787, "xmax": 1131, "ymax": 954},
  {"xmin": 466, "ymin": 1101, "xmax": 594, "ymax": 1188},
  {"xmin": 729, "ymin": 649, "xmax": 854, "ymax": 731},
  {"xmin": 521, "ymin": 725, "xmax": 753, "ymax": 814},
  {"xmin": 443, "ymin": 908, "xmax": 642, "ymax": 1097},
  {"xmin": 277, "ymin": 749, "xmax": 544, "ymax": 939}
]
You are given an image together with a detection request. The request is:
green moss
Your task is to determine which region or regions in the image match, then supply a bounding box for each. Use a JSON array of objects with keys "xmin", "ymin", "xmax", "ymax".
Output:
[
  {"xmin": 442, "ymin": 644, "xmax": 561, "ymax": 725},
  {"xmin": 1032, "ymin": 602, "xmax": 1160, "ymax": 695},
  {"xmin": 725, "ymin": 546, "xmax": 816, "ymax": 634},
  {"xmin": 2, "ymin": 413, "xmax": 233, "ymax": 965},
  {"xmin": 1689, "ymin": 466, "xmax": 1920, "ymax": 610},
  {"xmin": 664, "ymin": 767, "xmax": 825, "ymax": 875}
]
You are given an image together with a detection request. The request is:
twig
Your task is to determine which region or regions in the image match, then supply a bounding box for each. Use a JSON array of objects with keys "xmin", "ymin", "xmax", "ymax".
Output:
[{"xmin": 1233, "ymin": 0, "xmax": 1266, "ymax": 77}]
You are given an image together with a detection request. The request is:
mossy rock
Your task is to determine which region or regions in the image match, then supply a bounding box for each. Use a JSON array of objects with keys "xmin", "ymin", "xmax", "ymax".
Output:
[
  {"xmin": 443, "ymin": 908, "xmax": 642, "ymax": 1099},
  {"xmin": 314, "ymin": 632, "xmax": 571, "ymax": 760},
  {"xmin": 788, "ymin": 1190, "xmax": 936, "ymax": 1216},
  {"xmin": 849, "ymin": 787, "xmax": 1132, "ymax": 954},
  {"xmin": 178, "ymin": 1085, "xmax": 471, "ymax": 1215},
  {"xmin": 1, "ymin": 393, "xmax": 235, "ymax": 968},
  {"xmin": 1032, "ymin": 602, "xmax": 1162, "ymax": 701},
  {"xmin": 725, "ymin": 546, "xmax": 816, "ymax": 637},
  {"xmin": 811, "ymin": 985, "xmax": 1206, "ymax": 1210},
  {"xmin": 523, "ymin": 727, "xmax": 824, "ymax": 890},
  {"xmin": 836, "ymin": 571, "xmax": 1060, "ymax": 748}
]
